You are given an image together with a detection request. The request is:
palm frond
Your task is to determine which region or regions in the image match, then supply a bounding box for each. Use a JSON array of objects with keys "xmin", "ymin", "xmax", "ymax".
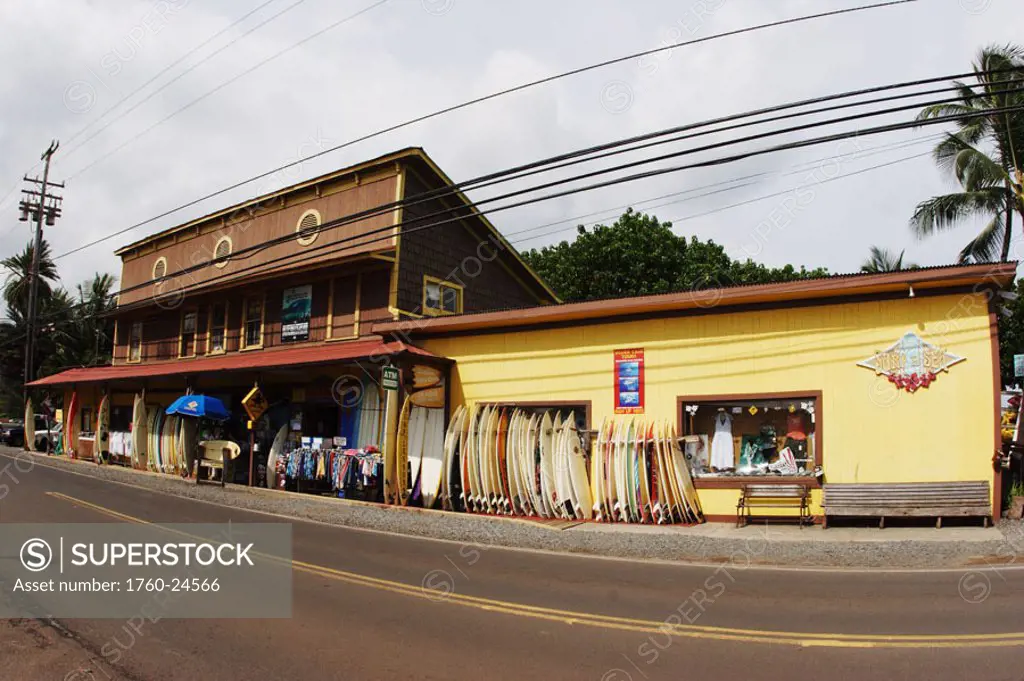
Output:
[
  {"xmin": 910, "ymin": 188, "xmax": 1006, "ymax": 237},
  {"xmin": 957, "ymin": 213, "xmax": 1006, "ymax": 263}
]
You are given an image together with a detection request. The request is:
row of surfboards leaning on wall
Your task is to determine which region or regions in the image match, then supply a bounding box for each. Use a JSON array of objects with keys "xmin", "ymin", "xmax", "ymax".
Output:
[{"xmin": 387, "ymin": 401, "xmax": 704, "ymax": 525}]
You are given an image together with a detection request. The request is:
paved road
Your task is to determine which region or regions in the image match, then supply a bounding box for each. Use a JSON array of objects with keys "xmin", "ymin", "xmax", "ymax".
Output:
[{"xmin": 2, "ymin": 450, "xmax": 1023, "ymax": 681}]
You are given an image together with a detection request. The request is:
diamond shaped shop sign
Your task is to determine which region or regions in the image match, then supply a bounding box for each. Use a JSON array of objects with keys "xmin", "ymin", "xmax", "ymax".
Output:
[{"xmin": 858, "ymin": 331, "xmax": 964, "ymax": 393}]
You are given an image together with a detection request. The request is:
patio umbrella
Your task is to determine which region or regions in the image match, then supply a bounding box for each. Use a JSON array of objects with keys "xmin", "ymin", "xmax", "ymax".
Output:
[{"xmin": 165, "ymin": 394, "xmax": 231, "ymax": 421}]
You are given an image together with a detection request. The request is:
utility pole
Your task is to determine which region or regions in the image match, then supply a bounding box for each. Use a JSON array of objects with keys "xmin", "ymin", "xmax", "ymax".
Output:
[{"xmin": 19, "ymin": 140, "xmax": 63, "ymax": 406}]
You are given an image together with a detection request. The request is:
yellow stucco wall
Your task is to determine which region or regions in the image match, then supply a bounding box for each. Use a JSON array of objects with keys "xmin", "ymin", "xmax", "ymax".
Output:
[{"xmin": 420, "ymin": 292, "xmax": 998, "ymax": 518}]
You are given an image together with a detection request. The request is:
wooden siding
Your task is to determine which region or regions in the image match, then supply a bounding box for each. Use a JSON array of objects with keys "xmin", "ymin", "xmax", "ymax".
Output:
[
  {"xmin": 117, "ymin": 171, "xmax": 399, "ymax": 306},
  {"xmin": 112, "ymin": 265, "xmax": 393, "ymax": 364},
  {"xmin": 396, "ymin": 169, "xmax": 544, "ymax": 315}
]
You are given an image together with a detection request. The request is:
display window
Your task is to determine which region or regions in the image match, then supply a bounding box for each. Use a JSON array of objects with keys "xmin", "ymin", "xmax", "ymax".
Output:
[{"xmin": 679, "ymin": 394, "xmax": 819, "ymax": 480}]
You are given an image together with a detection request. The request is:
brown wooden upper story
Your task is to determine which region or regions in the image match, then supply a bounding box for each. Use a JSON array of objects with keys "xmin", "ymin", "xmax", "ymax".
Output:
[{"xmin": 110, "ymin": 148, "xmax": 557, "ymax": 366}]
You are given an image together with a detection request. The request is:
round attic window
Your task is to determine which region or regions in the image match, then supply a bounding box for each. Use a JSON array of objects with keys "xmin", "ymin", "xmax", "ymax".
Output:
[
  {"xmin": 152, "ymin": 256, "xmax": 168, "ymax": 280},
  {"xmin": 213, "ymin": 236, "xmax": 232, "ymax": 268},
  {"xmin": 296, "ymin": 209, "xmax": 321, "ymax": 246}
]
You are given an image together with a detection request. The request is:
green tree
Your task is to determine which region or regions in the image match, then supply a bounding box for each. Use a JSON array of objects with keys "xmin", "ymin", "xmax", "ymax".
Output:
[
  {"xmin": 521, "ymin": 208, "xmax": 826, "ymax": 303},
  {"xmin": 860, "ymin": 246, "xmax": 916, "ymax": 273},
  {"xmin": 1, "ymin": 240, "xmax": 59, "ymax": 317},
  {"xmin": 0, "ymin": 239, "xmax": 117, "ymax": 414},
  {"xmin": 911, "ymin": 44, "xmax": 1024, "ymax": 263}
]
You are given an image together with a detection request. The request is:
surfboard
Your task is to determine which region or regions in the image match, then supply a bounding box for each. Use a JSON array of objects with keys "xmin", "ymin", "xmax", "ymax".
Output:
[
  {"xmin": 65, "ymin": 392, "xmax": 79, "ymax": 459},
  {"xmin": 396, "ymin": 395, "xmax": 412, "ymax": 505},
  {"xmin": 515, "ymin": 410, "xmax": 533, "ymax": 516},
  {"xmin": 565, "ymin": 415, "xmax": 592, "ymax": 520},
  {"xmin": 23, "ymin": 398, "xmax": 34, "ymax": 452},
  {"xmin": 539, "ymin": 411, "xmax": 556, "ymax": 518},
  {"xmin": 442, "ymin": 405, "xmax": 466, "ymax": 510},
  {"xmin": 669, "ymin": 423, "xmax": 703, "ymax": 522},
  {"xmin": 483, "ymin": 407, "xmax": 500, "ymax": 513},
  {"xmin": 407, "ymin": 406, "xmax": 428, "ymax": 505},
  {"xmin": 146, "ymin": 406, "xmax": 158, "ymax": 471},
  {"xmin": 419, "ymin": 408, "xmax": 446, "ymax": 510},
  {"xmin": 495, "ymin": 408, "xmax": 512, "ymax": 514},
  {"xmin": 95, "ymin": 395, "xmax": 110, "ymax": 463},
  {"xmin": 180, "ymin": 417, "xmax": 199, "ymax": 478},
  {"xmin": 634, "ymin": 419, "xmax": 651, "ymax": 524},
  {"xmin": 506, "ymin": 410, "xmax": 522, "ymax": 515},
  {"xmin": 267, "ymin": 424, "xmax": 288, "ymax": 489},
  {"xmin": 462, "ymin": 404, "xmax": 479, "ymax": 512},
  {"xmin": 658, "ymin": 422, "xmax": 685, "ymax": 523},
  {"xmin": 131, "ymin": 394, "xmax": 145, "ymax": 469},
  {"xmin": 410, "ymin": 386, "xmax": 445, "ymax": 409},
  {"xmin": 162, "ymin": 414, "xmax": 177, "ymax": 474},
  {"xmin": 457, "ymin": 404, "xmax": 473, "ymax": 511},
  {"xmin": 469, "ymin": 405, "xmax": 487, "ymax": 513},
  {"xmin": 381, "ymin": 376, "xmax": 401, "ymax": 504},
  {"xmin": 411, "ymin": 365, "xmax": 443, "ymax": 390}
]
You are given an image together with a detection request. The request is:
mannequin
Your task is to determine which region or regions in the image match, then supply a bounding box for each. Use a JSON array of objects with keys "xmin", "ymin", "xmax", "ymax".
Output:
[{"xmin": 710, "ymin": 408, "xmax": 735, "ymax": 470}]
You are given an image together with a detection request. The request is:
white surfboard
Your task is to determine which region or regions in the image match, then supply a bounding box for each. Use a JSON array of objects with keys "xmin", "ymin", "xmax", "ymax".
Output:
[
  {"xmin": 267, "ymin": 424, "xmax": 288, "ymax": 489},
  {"xmin": 565, "ymin": 415, "xmax": 592, "ymax": 520},
  {"xmin": 420, "ymin": 408, "xmax": 446, "ymax": 509},
  {"xmin": 131, "ymin": 393, "xmax": 147, "ymax": 470}
]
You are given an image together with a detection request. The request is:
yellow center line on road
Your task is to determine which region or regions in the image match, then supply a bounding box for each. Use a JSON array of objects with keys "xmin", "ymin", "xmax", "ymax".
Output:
[{"xmin": 43, "ymin": 491, "xmax": 1024, "ymax": 649}]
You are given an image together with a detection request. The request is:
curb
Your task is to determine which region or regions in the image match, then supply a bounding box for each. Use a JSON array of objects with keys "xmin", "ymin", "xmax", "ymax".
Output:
[{"xmin": 7, "ymin": 447, "xmax": 1020, "ymax": 570}]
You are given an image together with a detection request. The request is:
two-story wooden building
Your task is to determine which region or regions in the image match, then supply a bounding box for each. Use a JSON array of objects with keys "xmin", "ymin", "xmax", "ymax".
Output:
[{"xmin": 29, "ymin": 147, "xmax": 556, "ymax": 477}]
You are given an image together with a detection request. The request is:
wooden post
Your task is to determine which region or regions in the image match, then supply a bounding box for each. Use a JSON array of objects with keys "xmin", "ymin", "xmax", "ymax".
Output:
[{"xmin": 248, "ymin": 421, "xmax": 255, "ymax": 487}]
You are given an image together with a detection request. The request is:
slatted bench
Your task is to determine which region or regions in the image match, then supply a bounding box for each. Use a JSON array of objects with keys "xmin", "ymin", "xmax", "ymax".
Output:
[
  {"xmin": 736, "ymin": 484, "xmax": 811, "ymax": 528},
  {"xmin": 822, "ymin": 481, "xmax": 991, "ymax": 528}
]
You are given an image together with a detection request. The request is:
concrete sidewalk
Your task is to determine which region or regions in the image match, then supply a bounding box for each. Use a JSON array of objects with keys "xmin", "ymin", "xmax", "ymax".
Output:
[{"xmin": 7, "ymin": 447, "xmax": 1020, "ymax": 569}]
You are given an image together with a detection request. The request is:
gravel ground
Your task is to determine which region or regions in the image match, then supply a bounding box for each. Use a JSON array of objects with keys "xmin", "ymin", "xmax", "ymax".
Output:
[{"xmin": 10, "ymin": 447, "xmax": 1024, "ymax": 569}]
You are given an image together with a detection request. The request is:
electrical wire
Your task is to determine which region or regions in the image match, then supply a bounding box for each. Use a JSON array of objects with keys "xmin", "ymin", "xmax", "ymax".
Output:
[
  {"xmin": 102, "ymin": 82, "xmax": 1024, "ymax": 290},
  {"xmin": 57, "ymin": 68, "xmax": 1013, "ymax": 268},
  {"xmin": 104, "ymin": 101, "xmax": 1024, "ymax": 316},
  {"xmin": 55, "ymin": 0, "xmax": 919, "ymax": 257},
  {"xmin": 64, "ymin": 0, "xmax": 390, "ymax": 177},
  {"xmin": 62, "ymin": 0, "xmax": 292, "ymax": 152}
]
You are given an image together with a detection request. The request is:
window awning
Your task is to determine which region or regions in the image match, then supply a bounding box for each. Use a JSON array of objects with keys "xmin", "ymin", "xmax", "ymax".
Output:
[{"xmin": 26, "ymin": 339, "xmax": 447, "ymax": 387}]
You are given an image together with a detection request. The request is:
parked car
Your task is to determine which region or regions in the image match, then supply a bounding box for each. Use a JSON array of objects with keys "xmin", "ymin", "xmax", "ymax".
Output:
[
  {"xmin": 0, "ymin": 420, "xmax": 23, "ymax": 445},
  {"xmin": 3, "ymin": 415, "xmax": 60, "ymax": 451}
]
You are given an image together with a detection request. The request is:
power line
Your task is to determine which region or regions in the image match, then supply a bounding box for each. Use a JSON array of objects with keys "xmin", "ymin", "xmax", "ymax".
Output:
[
  {"xmin": 505, "ymin": 134, "xmax": 943, "ymax": 247},
  {"xmin": 62, "ymin": 0, "xmax": 291, "ymax": 153},
  {"xmin": 55, "ymin": 0, "xmax": 918, "ymax": 257},
  {"xmin": 106, "ymin": 81, "xmax": 1009, "ymax": 290},
  {"xmin": 0, "ymin": 115, "xmax": 998, "ymax": 362},
  {"xmin": 55, "ymin": 61, "xmax": 988, "ymax": 265},
  {"xmin": 64, "ymin": 0, "xmax": 390, "ymax": 177},
  {"xmin": 106, "ymin": 101, "xmax": 1024, "ymax": 315}
]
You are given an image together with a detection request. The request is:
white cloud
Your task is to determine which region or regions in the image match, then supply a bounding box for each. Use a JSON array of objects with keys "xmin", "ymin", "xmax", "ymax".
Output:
[{"xmin": 0, "ymin": 0, "xmax": 1020, "ymax": 292}]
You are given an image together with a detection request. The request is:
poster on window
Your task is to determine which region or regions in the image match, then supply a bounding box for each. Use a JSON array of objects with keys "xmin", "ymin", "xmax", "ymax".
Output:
[
  {"xmin": 614, "ymin": 348, "xmax": 645, "ymax": 414},
  {"xmin": 281, "ymin": 285, "xmax": 312, "ymax": 342}
]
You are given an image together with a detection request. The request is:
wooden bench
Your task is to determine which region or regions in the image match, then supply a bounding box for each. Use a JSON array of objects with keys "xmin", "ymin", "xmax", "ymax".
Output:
[
  {"xmin": 194, "ymin": 440, "xmax": 240, "ymax": 487},
  {"xmin": 822, "ymin": 481, "xmax": 991, "ymax": 528},
  {"xmin": 736, "ymin": 484, "xmax": 811, "ymax": 528}
]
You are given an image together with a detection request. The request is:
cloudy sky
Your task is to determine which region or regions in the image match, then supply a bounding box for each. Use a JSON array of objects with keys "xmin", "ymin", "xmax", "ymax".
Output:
[{"xmin": 0, "ymin": 0, "xmax": 1019, "ymax": 293}]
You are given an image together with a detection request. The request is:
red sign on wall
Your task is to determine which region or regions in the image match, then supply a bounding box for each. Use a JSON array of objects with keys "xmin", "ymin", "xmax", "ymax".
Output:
[{"xmin": 614, "ymin": 348, "xmax": 645, "ymax": 414}]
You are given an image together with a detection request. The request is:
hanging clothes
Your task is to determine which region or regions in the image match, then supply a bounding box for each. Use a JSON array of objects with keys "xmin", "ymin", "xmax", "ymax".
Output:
[{"xmin": 710, "ymin": 411, "xmax": 735, "ymax": 470}]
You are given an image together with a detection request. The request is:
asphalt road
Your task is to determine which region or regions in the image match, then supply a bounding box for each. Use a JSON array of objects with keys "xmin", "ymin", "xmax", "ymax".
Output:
[{"xmin": 2, "ymin": 450, "xmax": 1024, "ymax": 681}]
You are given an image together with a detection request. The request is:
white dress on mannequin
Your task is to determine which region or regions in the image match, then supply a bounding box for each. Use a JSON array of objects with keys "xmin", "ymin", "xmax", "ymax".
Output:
[{"xmin": 710, "ymin": 411, "xmax": 735, "ymax": 470}]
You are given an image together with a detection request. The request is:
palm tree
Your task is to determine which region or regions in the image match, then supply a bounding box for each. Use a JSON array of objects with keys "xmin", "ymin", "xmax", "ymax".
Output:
[
  {"xmin": 861, "ymin": 246, "xmax": 916, "ymax": 273},
  {"xmin": 911, "ymin": 44, "xmax": 1024, "ymax": 263},
  {"xmin": 1, "ymin": 240, "xmax": 59, "ymax": 317}
]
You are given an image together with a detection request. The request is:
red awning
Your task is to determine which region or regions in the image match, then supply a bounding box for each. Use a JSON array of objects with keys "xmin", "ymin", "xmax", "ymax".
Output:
[{"xmin": 27, "ymin": 339, "xmax": 446, "ymax": 387}]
